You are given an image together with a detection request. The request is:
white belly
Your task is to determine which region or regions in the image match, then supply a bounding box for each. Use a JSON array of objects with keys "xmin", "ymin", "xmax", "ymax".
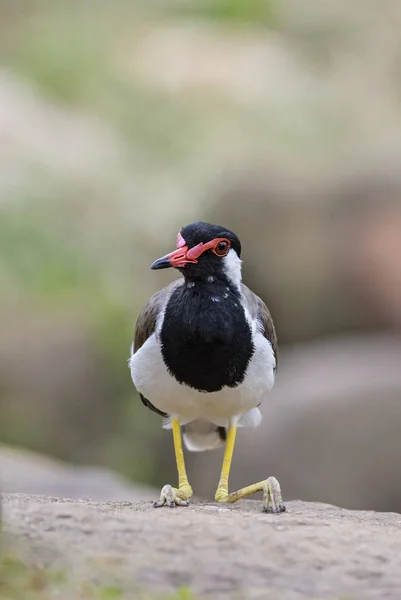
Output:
[{"xmin": 129, "ymin": 332, "xmax": 276, "ymax": 427}]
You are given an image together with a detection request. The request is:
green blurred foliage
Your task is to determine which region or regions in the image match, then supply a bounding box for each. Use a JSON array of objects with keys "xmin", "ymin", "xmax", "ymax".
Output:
[
  {"xmin": 0, "ymin": 553, "xmax": 196, "ymax": 600},
  {"xmin": 168, "ymin": 0, "xmax": 277, "ymax": 26}
]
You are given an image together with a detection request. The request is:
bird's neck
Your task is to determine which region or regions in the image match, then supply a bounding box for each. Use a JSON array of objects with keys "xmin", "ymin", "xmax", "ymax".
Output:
[
  {"xmin": 164, "ymin": 274, "xmax": 244, "ymax": 348},
  {"xmin": 182, "ymin": 272, "xmax": 241, "ymax": 295}
]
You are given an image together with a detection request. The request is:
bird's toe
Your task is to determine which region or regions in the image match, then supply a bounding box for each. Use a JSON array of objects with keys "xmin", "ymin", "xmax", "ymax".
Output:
[
  {"xmin": 153, "ymin": 484, "xmax": 191, "ymax": 508},
  {"xmin": 262, "ymin": 476, "xmax": 286, "ymax": 514}
]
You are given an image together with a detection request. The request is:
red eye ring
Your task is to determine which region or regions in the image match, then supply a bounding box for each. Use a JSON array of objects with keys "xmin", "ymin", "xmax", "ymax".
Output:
[{"xmin": 212, "ymin": 238, "xmax": 230, "ymax": 257}]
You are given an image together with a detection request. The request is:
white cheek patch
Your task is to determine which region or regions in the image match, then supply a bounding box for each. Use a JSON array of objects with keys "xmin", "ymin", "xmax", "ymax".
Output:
[{"xmin": 222, "ymin": 249, "xmax": 242, "ymax": 291}]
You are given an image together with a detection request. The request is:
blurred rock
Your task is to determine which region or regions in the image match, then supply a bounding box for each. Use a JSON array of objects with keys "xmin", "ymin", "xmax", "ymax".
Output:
[
  {"xmin": 329, "ymin": 166, "xmax": 401, "ymax": 329},
  {"xmin": 0, "ymin": 315, "xmax": 118, "ymax": 461},
  {"xmin": 0, "ymin": 444, "xmax": 156, "ymax": 501},
  {"xmin": 189, "ymin": 334, "xmax": 401, "ymax": 512}
]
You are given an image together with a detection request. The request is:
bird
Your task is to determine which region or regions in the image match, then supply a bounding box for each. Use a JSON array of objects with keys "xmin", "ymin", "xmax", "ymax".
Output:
[{"xmin": 129, "ymin": 221, "xmax": 285, "ymax": 513}]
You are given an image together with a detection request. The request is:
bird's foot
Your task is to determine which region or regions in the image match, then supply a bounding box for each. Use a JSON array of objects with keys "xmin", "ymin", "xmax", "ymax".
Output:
[
  {"xmin": 153, "ymin": 483, "xmax": 193, "ymax": 508},
  {"xmin": 262, "ymin": 476, "xmax": 286, "ymax": 513},
  {"xmin": 214, "ymin": 487, "xmax": 229, "ymax": 502},
  {"xmin": 215, "ymin": 476, "xmax": 286, "ymax": 514}
]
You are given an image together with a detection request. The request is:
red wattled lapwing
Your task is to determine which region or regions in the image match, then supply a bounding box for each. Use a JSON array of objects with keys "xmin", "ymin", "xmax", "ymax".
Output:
[{"xmin": 129, "ymin": 221, "xmax": 285, "ymax": 512}]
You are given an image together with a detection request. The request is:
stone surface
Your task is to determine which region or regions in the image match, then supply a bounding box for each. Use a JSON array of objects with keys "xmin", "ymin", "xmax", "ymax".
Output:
[{"xmin": 2, "ymin": 493, "xmax": 401, "ymax": 599}]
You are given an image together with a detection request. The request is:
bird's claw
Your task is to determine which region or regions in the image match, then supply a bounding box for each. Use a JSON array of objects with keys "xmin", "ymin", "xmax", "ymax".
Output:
[
  {"xmin": 153, "ymin": 484, "xmax": 191, "ymax": 508},
  {"xmin": 262, "ymin": 476, "xmax": 286, "ymax": 513}
]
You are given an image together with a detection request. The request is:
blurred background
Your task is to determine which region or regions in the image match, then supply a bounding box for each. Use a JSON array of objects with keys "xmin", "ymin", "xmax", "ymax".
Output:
[{"xmin": 0, "ymin": 0, "xmax": 401, "ymax": 512}]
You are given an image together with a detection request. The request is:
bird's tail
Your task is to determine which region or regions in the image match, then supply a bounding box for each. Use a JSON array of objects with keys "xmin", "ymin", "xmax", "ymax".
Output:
[{"xmin": 182, "ymin": 419, "xmax": 227, "ymax": 452}]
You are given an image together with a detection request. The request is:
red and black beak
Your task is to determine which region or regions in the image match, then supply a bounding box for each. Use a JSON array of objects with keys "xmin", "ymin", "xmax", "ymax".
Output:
[
  {"xmin": 150, "ymin": 231, "xmax": 222, "ymax": 269},
  {"xmin": 150, "ymin": 246, "xmax": 193, "ymax": 270},
  {"xmin": 151, "ymin": 230, "xmax": 198, "ymax": 270}
]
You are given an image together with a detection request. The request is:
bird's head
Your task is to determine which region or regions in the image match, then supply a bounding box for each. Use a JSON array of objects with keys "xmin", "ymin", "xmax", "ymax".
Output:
[{"xmin": 150, "ymin": 221, "xmax": 242, "ymax": 287}]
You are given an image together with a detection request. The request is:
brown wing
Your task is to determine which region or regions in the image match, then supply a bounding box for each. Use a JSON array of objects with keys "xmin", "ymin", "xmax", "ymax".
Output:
[
  {"xmin": 133, "ymin": 278, "xmax": 183, "ymax": 354},
  {"xmin": 241, "ymin": 283, "xmax": 278, "ymax": 371}
]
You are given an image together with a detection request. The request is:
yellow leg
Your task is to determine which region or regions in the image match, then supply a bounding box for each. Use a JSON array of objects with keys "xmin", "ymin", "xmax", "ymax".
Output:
[
  {"xmin": 153, "ymin": 418, "xmax": 193, "ymax": 508},
  {"xmin": 215, "ymin": 423, "xmax": 237, "ymax": 501},
  {"xmin": 215, "ymin": 423, "xmax": 285, "ymax": 513},
  {"xmin": 172, "ymin": 418, "xmax": 193, "ymax": 499}
]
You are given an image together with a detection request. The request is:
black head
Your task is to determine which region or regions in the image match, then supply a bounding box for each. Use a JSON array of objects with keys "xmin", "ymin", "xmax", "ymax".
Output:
[{"xmin": 150, "ymin": 221, "xmax": 242, "ymax": 283}]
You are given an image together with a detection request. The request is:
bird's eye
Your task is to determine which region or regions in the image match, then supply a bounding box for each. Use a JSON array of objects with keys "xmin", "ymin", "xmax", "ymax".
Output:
[{"xmin": 213, "ymin": 239, "xmax": 230, "ymax": 257}]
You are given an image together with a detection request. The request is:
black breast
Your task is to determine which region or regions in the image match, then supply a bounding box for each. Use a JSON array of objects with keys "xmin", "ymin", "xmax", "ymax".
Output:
[{"xmin": 160, "ymin": 280, "xmax": 254, "ymax": 392}]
